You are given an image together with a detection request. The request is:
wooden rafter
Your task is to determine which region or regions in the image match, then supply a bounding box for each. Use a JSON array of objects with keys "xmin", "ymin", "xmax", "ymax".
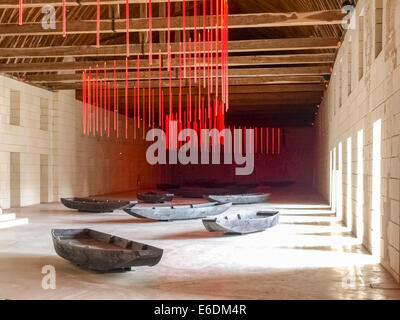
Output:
[
  {"xmin": 0, "ymin": 38, "xmax": 340, "ymax": 58},
  {"xmin": 0, "ymin": 11, "xmax": 346, "ymax": 36}
]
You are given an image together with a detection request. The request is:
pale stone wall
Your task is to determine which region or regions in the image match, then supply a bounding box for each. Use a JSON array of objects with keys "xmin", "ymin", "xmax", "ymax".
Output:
[
  {"xmin": 314, "ymin": 0, "xmax": 400, "ymax": 282},
  {"xmin": 0, "ymin": 75, "xmax": 159, "ymax": 209}
]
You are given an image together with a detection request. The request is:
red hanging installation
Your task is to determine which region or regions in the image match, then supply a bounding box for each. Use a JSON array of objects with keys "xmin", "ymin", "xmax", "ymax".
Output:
[
  {"xmin": 278, "ymin": 128, "xmax": 281, "ymax": 155},
  {"xmin": 97, "ymin": 0, "xmax": 100, "ymax": 48},
  {"xmin": 62, "ymin": 0, "xmax": 66, "ymax": 37},
  {"xmin": 159, "ymin": 52, "xmax": 162, "ymax": 126},
  {"xmin": 169, "ymin": 45, "xmax": 172, "ymax": 117},
  {"xmin": 152, "ymin": 89, "xmax": 155, "ymax": 128},
  {"xmin": 272, "ymin": 128, "xmax": 275, "ymax": 155},
  {"xmin": 113, "ymin": 60, "xmax": 117, "ymax": 130},
  {"xmin": 210, "ymin": 0, "xmax": 213, "ymax": 92},
  {"xmin": 96, "ymin": 65, "xmax": 99, "ymax": 132},
  {"xmin": 137, "ymin": 55, "xmax": 140, "ymax": 128},
  {"xmin": 108, "ymin": 82, "xmax": 110, "ymax": 137},
  {"xmin": 266, "ymin": 128, "xmax": 269, "ymax": 154},
  {"xmin": 133, "ymin": 87, "xmax": 136, "ymax": 139},
  {"xmin": 142, "ymin": 88, "xmax": 145, "ymax": 138},
  {"xmin": 104, "ymin": 63, "xmax": 107, "ymax": 131},
  {"xmin": 92, "ymin": 78, "xmax": 95, "ymax": 136},
  {"xmin": 149, "ymin": 58, "xmax": 152, "ymax": 127},
  {"xmin": 100, "ymin": 81, "xmax": 103, "ymax": 137},
  {"xmin": 149, "ymin": 0, "xmax": 152, "ymax": 64},
  {"xmin": 215, "ymin": 0, "xmax": 219, "ymax": 100},
  {"xmin": 82, "ymin": 71, "xmax": 86, "ymax": 135},
  {"xmin": 125, "ymin": 58, "xmax": 128, "ymax": 139},
  {"xmin": 203, "ymin": 0, "xmax": 206, "ymax": 88},
  {"xmin": 183, "ymin": 0, "xmax": 186, "ymax": 78},
  {"xmin": 116, "ymin": 84, "xmax": 119, "ymax": 138},
  {"xmin": 261, "ymin": 127, "xmax": 263, "ymax": 154},
  {"xmin": 179, "ymin": 43, "xmax": 182, "ymax": 122},
  {"xmin": 126, "ymin": 0, "xmax": 130, "ymax": 56},
  {"xmin": 189, "ymin": 38, "xmax": 192, "ymax": 121},
  {"xmin": 19, "ymin": 0, "xmax": 23, "ymax": 25},
  {"xmin": 194, "ymin": 0, "xmax": 197, "ymax": 84},
  {"xmin": 167, "ymin": 0, "xmax": 171, "ymax": 71}
]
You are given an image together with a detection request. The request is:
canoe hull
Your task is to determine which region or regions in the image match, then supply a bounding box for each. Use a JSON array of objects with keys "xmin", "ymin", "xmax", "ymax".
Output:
[
  {"xmin": 52, "ymin": 229, "xmax": 163, "ymax": 272},
  {"xmin": 203, "ymin": 210, "xmax": 279, "ymax": 234},
  {"xmin": 60, "ymin": 198, "xmax": 136, "ymax": 213},
  {"xmin": 124, "ymin": 202, "xmax": 232, "ymax": 221},
  {"xmin": 205, "ymin": 193, "xmax": 270, "ymax": 205}
]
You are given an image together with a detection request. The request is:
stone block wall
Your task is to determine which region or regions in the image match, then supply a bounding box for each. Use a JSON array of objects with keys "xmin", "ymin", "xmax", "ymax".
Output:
[
  {"xmin": 314, "ymin": 0, "xmax": 400, "ymax": 281},
  {"xmin": 0, "ymin": 75, "xmax": 159, "ymax": 209}
]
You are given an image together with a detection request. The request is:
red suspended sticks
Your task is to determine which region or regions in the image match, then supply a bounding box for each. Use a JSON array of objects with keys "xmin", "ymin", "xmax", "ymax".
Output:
[
  {"xmin": 82, "ymin": 71, "xmax": 86, "ymax": 135},
  {"xmin": 149, "ymin": 57, "xmax": 151, "ymax": 126},
  {"xmin": 96, "ymin": 65, "xmax": 99, "ymax": 132},
  {"xmin": 278, "ymin": 128, "xmax": 281, "ymax": 154},
  {"xmin": 126, "ymin": 0, "xmax": 129, "ymax": 56},
  {"xmin": 169, "ymin": 45, "xmax": 172, "ymax": 117},
  {"xmin": 179, "ymin": 43, "xmax": 182, "ymax": 122},
  {"xmin": 215, "ymin": 0, "xmax": 219, "ymax": 100},
  {"xmin": 125, "ymin": 58, "xmax": 128, "ymax": 139},
  {"xmin": 142, "ymin": 88, "xmax": 145, "ymax": 138},
  {"xmin": 189, "ymin": 38, "xmax": 192, "ymax": 121},
  {"xmin": 97, "ymin": 0, "xmax": 100, "ymax": 48},
  {"xmin": 113, "ymin": 60, "xmax": 117, "ymax": 130},
  {"xmin": 167, "ymin": 0, "xmax": 171, "ymax": 71},
  {"xmin": 183, "ymin": 0, "xmax": 186, "ymax": 78},
  {"xmin": 159, "ymin": 52, "xmax": 162, "ymax": 126},
  {"xmin": 104, "ymin": 63, "xmax": 107, "ymax": 130},
  {"xmin": 203, "ymin": 0, "xmax": 206, "ymax": 88},
  {"xmin": 19, "ymin": 0, "xmax": 23, "ymax": 25},
  {"xmin": 116, "ymin": 84, "xmax": 119, "ymax": 138},
  {"xmin": 137, "ymin": 55, "xmax": 140, "ymax": 128},
  {"xmin": 194, "ymin": 0, "xmax": 197, "ymax": 84},
  {"xmin": 149, "ymin": 0, "xmax": 152, "ymax": 65},
  {"xmin": 108, "ymin": 82, "xmax": 110, "ymax": 137},
  {"xmin": 134, "ymin": 87, "xmax": 136, "ymax": 139},
  {"xmin": 152, "ymin": 89, "xmax": 155, "ymax": 128},
  {"xmin": 100, "ymin": 80, "xmax": 102, "ymax": 137},
  {"xmin": 62, "ymin": 0, "xmax": 66, "ymax": 37},
  {"xmin": 272, "ymin": 128, "xmax": 275, "ymax": 155}
]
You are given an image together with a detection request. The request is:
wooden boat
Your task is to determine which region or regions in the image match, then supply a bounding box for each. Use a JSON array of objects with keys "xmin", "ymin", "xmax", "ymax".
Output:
[
  {"xmin": 60, "ymin": 197, "xmax": 137, "ymax": 213},
  {"xmin": 52, "ymin": 229, "xmax": 163, "ymax": 272},
  {"xmin": 203, "ymin": 210, "xmax": 280, "ymax": 234},
  {"xmin": 124, "ymin": 202, "xmax": 232, "ymax": 221},
  {"xmin": 205, "ymin": 193, "xmax": 271, "ymax": 205},
  {"xmin": 137, "ymin": 192, "xmax": 174, "ymax": 203}
]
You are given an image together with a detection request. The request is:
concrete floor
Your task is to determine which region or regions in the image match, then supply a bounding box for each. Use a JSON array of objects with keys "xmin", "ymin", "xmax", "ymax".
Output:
[{"xmin": 1, "ymin": 187, "xmax": 399, "ymax": 300}]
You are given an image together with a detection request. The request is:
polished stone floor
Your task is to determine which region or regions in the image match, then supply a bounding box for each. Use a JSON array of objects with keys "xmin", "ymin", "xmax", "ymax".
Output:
[{"xmin": 0, "ymin": 187, "xmax": 399, "ymax": 300}]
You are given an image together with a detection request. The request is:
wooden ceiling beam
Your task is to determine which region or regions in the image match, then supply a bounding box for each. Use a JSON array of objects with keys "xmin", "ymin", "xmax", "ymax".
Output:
[
  {"xmin": 0, "ymin": 53, "xmax": 335, "ymax": 73},
  {"xmin": 0, "ymin": 38, "xmax": 340, "ymax": 58},
  {"xmin": 0, "ymin": 11, "xmax": 346, "ymax": 36},
  {"xmin": 46, "ymin": 75, "xmax": 325, "ymax": 90},
  {"xmin": 24, "ymin": 66, "xmax": 330, "ymax": 83},
  {"xmin": 74, "ymin": 84, "xmax": 325, "ymax": 100}
]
